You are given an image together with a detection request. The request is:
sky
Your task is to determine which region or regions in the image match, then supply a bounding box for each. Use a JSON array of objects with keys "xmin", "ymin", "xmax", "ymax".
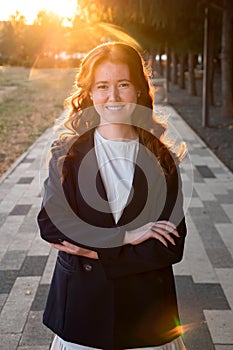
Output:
[{"xmin": 0, "ymin": 0, "xmax": 78, "ymax": 24}]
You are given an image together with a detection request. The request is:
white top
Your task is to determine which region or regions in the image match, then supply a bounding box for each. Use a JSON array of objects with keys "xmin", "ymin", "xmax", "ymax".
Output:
[
  {"xmin": 94, "ymin": 129, "xmax": 139, "ymax": 224},
  {"xmin": 51, "ymin": 335, "xmax": 186, "ymax": 350}
]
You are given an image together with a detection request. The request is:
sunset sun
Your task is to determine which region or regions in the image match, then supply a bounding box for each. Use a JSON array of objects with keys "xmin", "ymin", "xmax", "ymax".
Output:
[
  {"xmin": 42, "ymin": 0, "xmax": 77, "ymax": 19},
  {"xmin": 0, "ymin": 0, "xmax": 78, "ymax": 24}
]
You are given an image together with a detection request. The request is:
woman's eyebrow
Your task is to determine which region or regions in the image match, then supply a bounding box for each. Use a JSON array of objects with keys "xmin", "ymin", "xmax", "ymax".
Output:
[
  {"xmin": 95, "ymin": 79, "xmax": 131, "ymax": 85},
  {"xmin": 94, "ymin": 81, "xmax": 108, "ymax": 85}
]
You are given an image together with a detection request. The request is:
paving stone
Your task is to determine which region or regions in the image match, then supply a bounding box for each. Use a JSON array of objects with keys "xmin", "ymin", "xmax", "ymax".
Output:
[
  {"xmin": 0, "ymin": 217, "xmax": 26, "ymax": 252},
  {"xmin": 40, "ymin": 249, "xmax": 57, "ymax": 285},
  {"xmin": 176, "ymin": 276, "xmax": 216, "ymax": 350},
  {"xmin": 0, "ymin": 200, "xmax": 16, "ymax": 214},
  {"xmin": 0, "ymin": 213, "xmax": 7, "ymax": 227},
  {"xmin": 193, "ymin": 183, "xmax": 216, "ymax": 200},
  {"xmin": 0, "ymin": 270, "xmax": 18, "ymax": 294},
  {"xmin": 189, "ymin": 208, "xmax": 233, "ymax": 268},
  {"xmin": 17, "ymin": 346, "xmax": 50, "ymax": 350},
  {"xmin": 202, "ymin": 201, "xmax": 231, "ymax": 224},
  {"xmin": 196, "ymin": 165, "xmax": 216, "ymax": 178},
  {"xmin": 204, "ymin": 310, "xmax": 233, "ymax": 344},
  {"xmin": 0, "ymin": 334, "xmax": 21, "ymax": 350},
  {"xmin": 31, "ymin": 284, "xmax": 50, "ymax": 311},
  {"xmin": 214, "ymin": 346, "xmax": 233, "ymax": 350},
  {"xmin": 0, "ymin": 276, "xmax": 40, "ymax": 334},
  {"xmin": 28, "ymin": 236, "xmax": 51, "ymax": 256},
  {"xmin": 192, "ymin": 168, "xmax": 205, "ymax": 183},
  {"xmin": 174, "ymin": 215, "xmax": 218, "ymax": 283},
  {"xmin": 19, "ymin": 311, "xmax": 53, "ymax": 347},
  {"xmin": 9, "ymin": 204, "xmax": 32, "ymax": 216},
  {"xmin": 215, "ymin": 193, "xmax": 233, "ymax": 204},
  {"xmin": 18, "ymin": 196, "xmax": 42, "ymax": 206},
  {"xmin": 0, "ymin": 250, "xmax": 26, "ymax": 270},
  {"xmin": 21, "ymin": 158, "xmax": 35, "ymax": 164},
  {"xmin": 221, "ymin": 204, "xmax": 233, "ymax": 224},
  {"xmin": 19, "ymin": 256, "xmax": 48, "ymax": 277},
  {"xmin": 8, "ymin": 233, "xmax": 35, "ymax": 251},
  {"xmin": 17, "ymin": 177, "xmax": 34, "ymax": 184},
  {"xmin": 201, "ymin": 156, "xmax": 223, "ymax": 168},
  {"xmin": 188, "ymin": 197, "xmax": 204, "ymax": 208},
  {"xmin": 18, "ymin": 220, "xmax": 38, "ymax": 235},
  {"xmin": 215, "ymin": 269, "xmax": 233, "ymax": 310},
  {"xmin": 215, "ymin": 224, "xmax": 233, "ymax": 258},
  {"xmin": 189, "ymin": 148, "xmax": 212, "ymax": 157},
  {"xmin": 0, "ymin": 293, "xmax": 7, "ymax": 312},
  {"xmin": 204, "ymin": 181, "xmax": 229, "ymax": 195},
  {"xmin": 0, "ymin": 183, "xmax": 14, "ymax": 201}
]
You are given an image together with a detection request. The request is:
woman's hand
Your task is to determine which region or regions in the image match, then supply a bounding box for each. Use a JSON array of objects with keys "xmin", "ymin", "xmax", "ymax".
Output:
[
  {"xmin": 50, "ymin": 241, "xmax": 99, "ymax": 259},
  {"xmin": 124, "ymin": 220, "xmax": 180, "ymax": 247}
]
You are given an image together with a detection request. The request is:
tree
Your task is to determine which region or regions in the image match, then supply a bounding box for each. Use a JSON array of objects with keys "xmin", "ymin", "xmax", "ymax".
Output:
[
  {"xmin": 0, "ymin": 11, "xmax": 26, "ymax": 64},
  {"xmin": 221, "ymin": 0, "xmax": 233, "ymax": 118}
]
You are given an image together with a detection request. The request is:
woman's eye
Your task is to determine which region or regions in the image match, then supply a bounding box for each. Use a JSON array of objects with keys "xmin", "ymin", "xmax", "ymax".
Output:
[
  {"xmin": 97, "ymin": 84, "xmax": 108, "ymax": 90},
  {"xmin": 119, "ymin": 82, "xmax": 130, "ymax": 88}
]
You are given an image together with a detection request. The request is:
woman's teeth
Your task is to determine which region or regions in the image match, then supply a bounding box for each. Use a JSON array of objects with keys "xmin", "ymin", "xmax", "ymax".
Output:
[{"xmin": 105, "ymin": 105, "xmax": 124, "ymax": 111}]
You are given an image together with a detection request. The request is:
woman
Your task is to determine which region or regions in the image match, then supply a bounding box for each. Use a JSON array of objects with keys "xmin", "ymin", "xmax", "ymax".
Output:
[{"xmin": 38, "ymin": 42, "xmax": 187, "ymax": 350}]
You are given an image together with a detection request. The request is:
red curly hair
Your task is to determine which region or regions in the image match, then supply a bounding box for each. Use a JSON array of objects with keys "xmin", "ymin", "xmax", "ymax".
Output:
[{"xmin": 57, "ymin": 42, "xmax": 186, "ymax": 176}]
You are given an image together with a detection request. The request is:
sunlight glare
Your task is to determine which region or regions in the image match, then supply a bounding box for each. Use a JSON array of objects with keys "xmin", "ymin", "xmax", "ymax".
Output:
[
  {"xmin": 0, "ymin": 0, "xmax": 77, "ymax": 24},
  {"xmin": 44, "ymin": 0, "xmax": 77, "ymax": 19}
]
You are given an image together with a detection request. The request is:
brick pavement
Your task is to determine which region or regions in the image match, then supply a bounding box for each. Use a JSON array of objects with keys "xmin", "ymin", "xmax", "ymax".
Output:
[{"xmin": 0, "ymin": 106, "xmax": 232, "ymax": 350}]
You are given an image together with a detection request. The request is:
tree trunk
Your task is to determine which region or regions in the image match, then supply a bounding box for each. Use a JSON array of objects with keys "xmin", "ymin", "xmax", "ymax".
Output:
[
  {"xmin": 171, "ymin": 51, "xmax": 178, "ymax": 84},
  {"xmin": 221, "ymin": 1, "xmax": 233, "ymax": 118},
  {"xmin": 208, "ymin": 7, "xmax": 218, "ymax": 106},
  {"xmin": 158, "ymin": 48, "xmax": 164, "ymax": 77},
  {"xmin": 188, "ymin": 52, "xmax": 197, "ymax": 95},
  {"xmin": 179, "ymin": 54, "xmax": 186, "ymax": 89},
  {"xmin": 165, "ymin": 46, "xmax": 171, "ymax": 91},
  {"xmin": 151, "ymin": 48, "xmax": 156, "ymax": 78}
]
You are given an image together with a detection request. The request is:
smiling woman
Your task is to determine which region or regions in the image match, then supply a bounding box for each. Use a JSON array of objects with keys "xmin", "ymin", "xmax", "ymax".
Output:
[{"xmin": 0, "ymin": 0, "xmax": 77, "ymax": 24}]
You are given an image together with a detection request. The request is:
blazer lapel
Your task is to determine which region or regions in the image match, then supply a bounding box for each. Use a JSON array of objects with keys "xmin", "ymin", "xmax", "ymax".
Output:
[{"xmin": 74, "ymin": 129, "xmax": 116, "ymax": 227}]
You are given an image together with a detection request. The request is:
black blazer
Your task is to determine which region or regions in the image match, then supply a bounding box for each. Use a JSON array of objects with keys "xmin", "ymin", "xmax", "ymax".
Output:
[{"xmin": 37, "ymin": 129, "xmax": 187, "ymax": 350}]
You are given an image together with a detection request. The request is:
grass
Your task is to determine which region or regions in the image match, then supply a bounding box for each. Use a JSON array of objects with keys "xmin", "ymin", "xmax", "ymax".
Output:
[{"xmin": 0, "ymin": 66, "xmax": 77, "ymax": 176}]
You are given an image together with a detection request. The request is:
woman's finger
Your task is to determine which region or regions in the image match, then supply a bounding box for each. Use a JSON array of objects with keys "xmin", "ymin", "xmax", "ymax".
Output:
[
  {"xmin": 155, "ymin": 220, "xmax": 177, "ymax": 231},
  {"xmin": 151, "ymin": 231, "xmax": 168, "ymax": 247},
  {"xmin": 153, "ymin": 222, "xmax": 180, "ymax": 238},
  {"xmin": 130, "ymin": 230, "xmax": 169, "ymax": 247},
  {"xmin": 130, "ymin": 231, "xmax": 153, "ymax": 245},
  {"xmin": 151, "ymin": 227, "xmax": 176, "ymax": 245},
  {"xmin": 51, "ymin": 243, "xmax": 72, "ymax": 253}
]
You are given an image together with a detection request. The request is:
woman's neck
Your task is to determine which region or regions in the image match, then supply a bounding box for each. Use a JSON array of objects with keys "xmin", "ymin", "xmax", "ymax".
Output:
[{"xmin": 97, "ymin": 124, "xmax": 138, "ymax": 141}]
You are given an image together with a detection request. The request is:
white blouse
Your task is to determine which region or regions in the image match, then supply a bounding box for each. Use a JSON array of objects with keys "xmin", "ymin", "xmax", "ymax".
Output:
[
  {"xmin": 51, "ymin": 335, "xmax": 187, "ymax": 350},
  {"xmin": 94, "ymin": 129, "xmax": 139, "ymax": 223}
]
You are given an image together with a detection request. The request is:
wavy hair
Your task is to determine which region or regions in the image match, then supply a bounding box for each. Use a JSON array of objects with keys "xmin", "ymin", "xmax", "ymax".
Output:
[{"xmin": 57, "ymin": 42, "xmax": 186, "ymax": 176}]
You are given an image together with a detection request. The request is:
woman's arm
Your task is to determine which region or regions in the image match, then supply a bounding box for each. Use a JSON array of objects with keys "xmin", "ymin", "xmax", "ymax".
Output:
[
  {"xmin": 48, "ymin": 219, "xmax": 179, "ymax": 259},
  {"xmin": 38, "ymin": 150, "xmax": 186, "ymax": 277},
  {"xmin": 37, "ymin": 151, "xmax": 125, "ymax": 248},
  {"xmin": 96, "ymin": 168, "xmax": 187, "ymax": 279}
]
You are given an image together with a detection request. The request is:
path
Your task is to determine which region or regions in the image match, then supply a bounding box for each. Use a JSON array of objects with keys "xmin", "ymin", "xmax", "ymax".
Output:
[{"xmin": 0, "ymin": 106, "xmax": 232, "ymax": 350}]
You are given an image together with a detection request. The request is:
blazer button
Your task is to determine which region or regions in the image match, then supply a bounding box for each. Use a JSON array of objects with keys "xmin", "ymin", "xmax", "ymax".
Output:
[{"xmin": 83, "ymin": 263, "xmax": 93, "ymax": 272}]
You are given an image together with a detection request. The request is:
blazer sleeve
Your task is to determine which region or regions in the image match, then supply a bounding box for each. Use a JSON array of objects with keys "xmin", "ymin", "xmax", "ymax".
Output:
[
  {"xmin": 97, "ymin": 167, "xmax": 187, "ymax": 279},
  {"xmin": 37, "ymin": 149, "xmax": 125, "ymax": 249}
]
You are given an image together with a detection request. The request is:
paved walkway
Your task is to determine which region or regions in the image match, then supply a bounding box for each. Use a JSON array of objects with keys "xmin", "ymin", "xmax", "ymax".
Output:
[{"xmin": 0, "ymin": 105, "xmax": 232, "ymax": 350}]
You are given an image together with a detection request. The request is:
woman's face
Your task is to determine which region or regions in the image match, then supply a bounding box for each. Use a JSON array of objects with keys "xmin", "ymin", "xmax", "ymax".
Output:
[{"xmin": 90, "ymin": 60, "xmax": 138, "ymax": 125}]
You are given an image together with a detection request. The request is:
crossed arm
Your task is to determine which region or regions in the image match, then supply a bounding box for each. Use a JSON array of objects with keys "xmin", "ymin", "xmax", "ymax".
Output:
[{"xmin": 51, "ymin": 220, "xmax": 180, "ymax": 258}]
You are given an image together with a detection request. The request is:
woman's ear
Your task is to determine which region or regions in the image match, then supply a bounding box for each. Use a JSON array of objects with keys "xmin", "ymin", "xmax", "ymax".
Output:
[{"xmin": 89, "ymin": 93, "xmax": 93, "ymax": 100}]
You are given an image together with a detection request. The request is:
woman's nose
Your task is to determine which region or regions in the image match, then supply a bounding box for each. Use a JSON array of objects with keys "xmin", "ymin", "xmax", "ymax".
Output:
[{"xmin": 108, "ymin": 85, "xmax": 120, "ymax": 101}]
